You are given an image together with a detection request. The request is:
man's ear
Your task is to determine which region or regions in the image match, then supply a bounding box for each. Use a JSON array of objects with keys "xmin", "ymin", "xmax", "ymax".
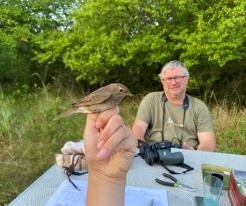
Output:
[{"xmin": 185, "ymin": 76, "xmax": 190, "ymax": 83}]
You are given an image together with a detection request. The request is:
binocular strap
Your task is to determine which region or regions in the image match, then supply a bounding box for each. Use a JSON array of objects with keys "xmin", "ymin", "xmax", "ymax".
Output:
[{"xmin": 161, "ymin": 162, "xmax": 194, "ymax": 175}]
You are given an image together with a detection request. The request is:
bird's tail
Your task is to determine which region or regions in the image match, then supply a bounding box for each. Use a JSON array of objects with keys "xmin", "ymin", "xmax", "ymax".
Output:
[{"xmin": 54, "ymin": 108, "xmax": 78, "ymax": 120}]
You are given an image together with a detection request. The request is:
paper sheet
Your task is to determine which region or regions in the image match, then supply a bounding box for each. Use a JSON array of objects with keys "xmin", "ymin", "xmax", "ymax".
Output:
[{"xmin": 45, "ymin": 180, "xmax": 168, "ymax": 206}]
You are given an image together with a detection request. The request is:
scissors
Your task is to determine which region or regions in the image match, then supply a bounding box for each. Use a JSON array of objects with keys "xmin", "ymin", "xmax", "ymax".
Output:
[{"xmin": 155, "ymin": 173, "xmax": 196, "ymax": 192}]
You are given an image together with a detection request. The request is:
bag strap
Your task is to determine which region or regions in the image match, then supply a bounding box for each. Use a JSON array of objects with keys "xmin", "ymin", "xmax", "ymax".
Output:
[{"xmin": 63, "ymin": 153, "xmax": 88, "ymax": 190}]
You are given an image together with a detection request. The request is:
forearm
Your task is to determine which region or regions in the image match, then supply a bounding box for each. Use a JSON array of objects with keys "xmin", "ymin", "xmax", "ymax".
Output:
[
  {"xmin": 197, "ymin": 142, "xmax": 216, "ymax": 151},
  {"xmin": 197, "ymin": 132, "xmax": 216, "ymax": 152},
  {"xmin": 87, "ymin": 172, "xmax": 126, "ymax": 206}
]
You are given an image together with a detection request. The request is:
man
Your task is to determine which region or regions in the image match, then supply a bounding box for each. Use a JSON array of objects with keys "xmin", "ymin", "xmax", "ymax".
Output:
[{"xmin": 132, "ymin": 60, "xmax": 216, "ymax": 151}]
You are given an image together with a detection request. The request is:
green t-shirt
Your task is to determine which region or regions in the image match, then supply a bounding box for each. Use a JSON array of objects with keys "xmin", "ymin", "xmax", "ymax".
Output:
[{"xmin": 135, "ymin": 92, "xmax": 214, "ymax": 148}]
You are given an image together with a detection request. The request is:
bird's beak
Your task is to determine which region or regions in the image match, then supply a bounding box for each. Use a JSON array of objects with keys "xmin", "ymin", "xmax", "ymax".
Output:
[{"xmin": 127, "ymin": 92, "xmax": 134, "ymax": 96}]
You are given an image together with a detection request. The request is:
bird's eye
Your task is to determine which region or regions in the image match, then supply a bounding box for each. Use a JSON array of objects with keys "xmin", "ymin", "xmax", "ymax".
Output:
[{"xmin": 119, "ymin": 88, "xmax": 123, "ymax": 92}]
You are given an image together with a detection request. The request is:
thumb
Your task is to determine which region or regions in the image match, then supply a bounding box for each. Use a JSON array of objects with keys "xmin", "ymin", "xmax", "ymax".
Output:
[
  {"xmin": 84, "ymin": 113, "xmax": 100, "ymax": 153},
  {"xmin": 84, "ymin": 113, "xmax": 100, "ymax": 140},
  {"xmin": 84, "ymin": 113, "xmax": 101, "ymax": 158}
]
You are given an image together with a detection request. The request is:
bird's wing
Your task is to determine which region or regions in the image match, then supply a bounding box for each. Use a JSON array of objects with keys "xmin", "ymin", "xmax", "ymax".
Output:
[{"xmin": 72, "ymin": 91, "xmax": 112, "ymax": 107}]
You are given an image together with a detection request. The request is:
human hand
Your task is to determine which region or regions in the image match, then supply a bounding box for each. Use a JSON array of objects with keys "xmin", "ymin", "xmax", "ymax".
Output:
[{"xmin": 84, "ymin": 107, "xmax": 137, "ymax": 182}]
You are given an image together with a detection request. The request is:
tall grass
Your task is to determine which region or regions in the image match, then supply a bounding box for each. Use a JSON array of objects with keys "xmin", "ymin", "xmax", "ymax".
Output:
[
  {"xmin": 212, "ymin": 104, "xmax": 246, "ymax": 154},
  {"xmin": 0, "ymin": 88, "xmax": 245, "ymax": 205},
  {"xmin": 0, "ymin": 87, "xmax": 86, "ymax": 205}
]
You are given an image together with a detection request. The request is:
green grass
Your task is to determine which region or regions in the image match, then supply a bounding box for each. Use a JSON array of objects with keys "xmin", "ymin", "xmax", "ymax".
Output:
[
  {"xmin": 0, "ymin": 88, "xmax": 86, "ymax": 205},
  {"xmin": 212, "ymin": 104, "xmax": 246, "ymax": 154},
  {"xmin": 0, "ymin": 87, "xmax": 245, "ymax": 205}
]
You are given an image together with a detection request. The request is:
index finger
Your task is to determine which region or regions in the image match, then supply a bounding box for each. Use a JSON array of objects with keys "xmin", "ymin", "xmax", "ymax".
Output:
[{"xmin": 95, "ymin": 107, "xmax": 119, "ymax": 129}]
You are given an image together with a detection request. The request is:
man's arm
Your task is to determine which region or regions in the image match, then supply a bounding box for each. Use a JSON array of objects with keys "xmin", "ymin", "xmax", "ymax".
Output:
[
  {"xmin": 132, "ymin": 120, "xmax": 148, "ymax": 141},
  {"xmin": 185, "ymin": 99, "xmax": 216, "ymax": 151},
  {"xmin": 197, "ymin": 132, "xmax": 216, "ymax": 151},
  {"xmin": 183, "ymin": 132, "xmax": 216, "ymax": 151}
]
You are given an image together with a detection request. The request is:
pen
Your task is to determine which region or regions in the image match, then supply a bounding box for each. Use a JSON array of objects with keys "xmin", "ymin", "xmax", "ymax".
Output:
[{"xmin": 146, "ymin": 199, "xmax": 154, "ymax": 206}]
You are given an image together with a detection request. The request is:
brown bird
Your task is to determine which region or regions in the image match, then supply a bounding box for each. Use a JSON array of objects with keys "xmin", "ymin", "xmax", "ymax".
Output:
[{"xmin": 55, "ymin": 83, "xmax": 133, "ymax": 119}]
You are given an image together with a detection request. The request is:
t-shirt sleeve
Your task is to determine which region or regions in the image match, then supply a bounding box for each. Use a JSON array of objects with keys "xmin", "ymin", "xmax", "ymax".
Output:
[
  {"xmin": 135, "ymin": 93, "xmax": 153, "ymax": 125},
  {"xmin": 196, "ymin": 101, "xmax": 214, "ymax": 133}
]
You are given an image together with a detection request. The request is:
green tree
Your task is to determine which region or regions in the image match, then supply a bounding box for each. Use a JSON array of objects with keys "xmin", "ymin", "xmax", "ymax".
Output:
[
  {"xmin": 174, "ymin": 0, "xmax": 246, "ymax": 97},
  {"xmin": 35, "ymin": 0, "xmax": 246, "ymax": 96},
  {"xmin": 0, "ymin": 0, "xmax": 75, "ymax": 87}
]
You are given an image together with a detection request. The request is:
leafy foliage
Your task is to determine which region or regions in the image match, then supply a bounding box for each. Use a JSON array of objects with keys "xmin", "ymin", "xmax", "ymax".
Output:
[
  {"xmin": 0, "ymin": 0, "xmax": 75, "ymax": 86},
  {"xmin": 0, "ymin": 0, "xmax": 245, "ymax": 101},
  {"xmin": 34, "ymin": 0, "xmax": 245, "ymax": 96}
]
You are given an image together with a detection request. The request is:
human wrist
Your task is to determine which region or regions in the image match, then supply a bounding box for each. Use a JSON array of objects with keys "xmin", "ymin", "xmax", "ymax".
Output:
[
  {"xmin": 89, "ymin": 170, "xmax": 126, "ymax": 185},
  {"xmin": 88, "ymin": 166, "xmax": 127, "ymax": 185},
  {"xmin": 87, "ymin": 171, "xmax": 126, "ymax": 206}
]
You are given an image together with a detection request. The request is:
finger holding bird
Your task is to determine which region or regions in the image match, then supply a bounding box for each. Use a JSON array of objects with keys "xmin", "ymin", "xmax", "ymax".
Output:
[{"xmin": 55, "ymin": 83, "xmax": 133, "ymax": 120}]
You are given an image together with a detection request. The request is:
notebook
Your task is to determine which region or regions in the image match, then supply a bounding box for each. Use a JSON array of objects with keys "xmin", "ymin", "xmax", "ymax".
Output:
[{"xmin": 45, "ymin": 179, "xmax": 168, "ymax": 206}]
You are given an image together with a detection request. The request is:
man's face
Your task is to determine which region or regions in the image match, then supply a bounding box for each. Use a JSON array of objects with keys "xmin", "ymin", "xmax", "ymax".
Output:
[{"xmin": 161, "ymin": 67, "xmax": 189, "ymax": 98}]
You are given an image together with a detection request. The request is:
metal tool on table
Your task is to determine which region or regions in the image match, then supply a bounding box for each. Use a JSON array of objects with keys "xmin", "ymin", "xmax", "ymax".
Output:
[{"xmin": 155, "ymin": 173, "xmax": 196, "ymax": 192}]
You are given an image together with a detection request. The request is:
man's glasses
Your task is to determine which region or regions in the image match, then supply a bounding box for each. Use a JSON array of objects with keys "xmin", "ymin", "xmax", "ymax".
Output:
[{"xmin": 162, "ymin": 76, "xmax": 187, "ymax": 83}]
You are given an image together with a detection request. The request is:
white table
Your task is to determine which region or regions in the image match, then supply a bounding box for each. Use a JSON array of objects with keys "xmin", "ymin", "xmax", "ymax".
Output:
[{"xmin": 8, "ymin": 149, "xmax": 246, "ymax": 206}]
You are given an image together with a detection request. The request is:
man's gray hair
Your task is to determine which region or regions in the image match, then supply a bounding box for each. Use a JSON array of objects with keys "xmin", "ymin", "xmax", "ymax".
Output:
[{"xmin": 159, "ymin": 60, "xmax": 189, "ymax": 78}]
